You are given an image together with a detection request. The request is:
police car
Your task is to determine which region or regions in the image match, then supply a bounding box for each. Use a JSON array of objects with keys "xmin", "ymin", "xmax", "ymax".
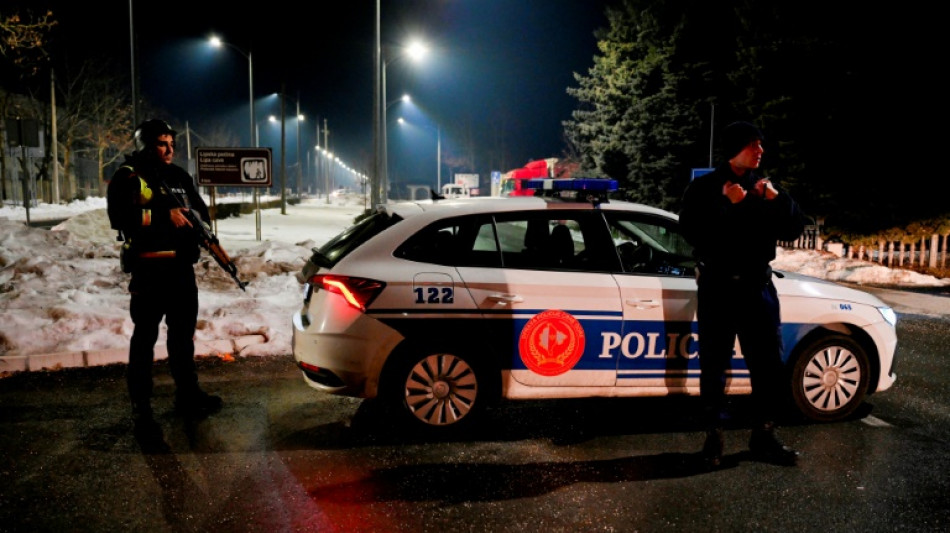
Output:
[{"xmin": 292, "ymin": 178, "xmax": 897, "ymax": 432}]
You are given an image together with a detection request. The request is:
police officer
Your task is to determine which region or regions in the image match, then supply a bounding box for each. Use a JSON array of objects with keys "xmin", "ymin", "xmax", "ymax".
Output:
[
  {"xmin": 679, "ymin": 121, "xmax": 806, "ymax": 468},
  {"xmin": 107, "ymin": 119, "xmax": 222, "ymax": 436}
]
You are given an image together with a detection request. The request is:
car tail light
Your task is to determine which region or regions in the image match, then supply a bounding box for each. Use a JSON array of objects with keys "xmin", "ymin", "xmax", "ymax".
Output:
[{"xmin": 310, "ymin": 274, "xmax": 386, "ymax": 311}]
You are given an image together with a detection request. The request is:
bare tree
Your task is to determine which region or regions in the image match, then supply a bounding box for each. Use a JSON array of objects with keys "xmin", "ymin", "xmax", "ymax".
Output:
[
  {"xmin": 1, "ymin": 9, "xmax": 56, "ymax": 76},
  {"xmin": 55, "ymin": 59, "xmax": 133, "ymax": 198},
  {"xmin": 82, "ymin": 78, "xmax": 134, "ymax": 195},
  {"xmin": 1, "ymin": 8, "xmax": 56, "ymax": 202}
]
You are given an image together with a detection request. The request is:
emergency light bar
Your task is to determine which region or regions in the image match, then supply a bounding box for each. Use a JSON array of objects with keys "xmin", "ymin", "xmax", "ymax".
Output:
[{"xmin": 525, "ymin": 177, "xmax": 619, "ymax": 204}]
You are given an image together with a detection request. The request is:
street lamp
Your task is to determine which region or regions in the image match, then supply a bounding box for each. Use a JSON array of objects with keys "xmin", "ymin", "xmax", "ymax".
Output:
[
  {"xmin": 388, "ymin": 94, "xmax": 410, "ymax": 109},
  {"xmin": 209, "ymin": 35, "xmax": 262, "ymax": 240},
  {"xmin": 268, "ymin": 90, "xmax": 306, "ymax": 214},
  {"xmin": 397, "ymin": 117, "xmax": 442, "ymax": 192},
  {"xmin": 380, "ymin": 40, "xmax": 428, "ymax": 202},
  {"xmin": 209, "ymin": 35, "xmax": 254, "ymax": 147}
]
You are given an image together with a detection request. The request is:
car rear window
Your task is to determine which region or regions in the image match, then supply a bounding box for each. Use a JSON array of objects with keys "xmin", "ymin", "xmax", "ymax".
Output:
[{"xmin": 309, "ymin": 211, "xmax": 401, "ymax": 268}]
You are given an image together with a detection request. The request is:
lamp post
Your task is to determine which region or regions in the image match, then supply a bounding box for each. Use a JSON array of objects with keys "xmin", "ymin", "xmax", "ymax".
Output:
[
  {"xmin": 322, "ymin": 118, "xmax": 329, "ymax": 204},
  {"xmin": 279, "ymin": 85, "xmax": 286, "ymax": 214},
  {"xmin": 209, "ymin": 36, "xmax": 254, "ymax": 147},
  {"xmin": 372, "ymin": 0, "xmax": 381, "ymax": 209},
  {"xmin": 380, "ymin": 93, "xmax": 409, "ymax": 200},
  {"xmin": 380, "ymin": 41, "xmax": 428, "ymax": 203},
  {"xmin": 209, "ymin": 35, "xmax": 261, "ymax": 239},
  {"xmin": 296, "ymin": 93, "xmax": 302, "ymax": 198},
  {"xmin": 269, "ymin": 90, "xmax": 308, "ymax": 214}
]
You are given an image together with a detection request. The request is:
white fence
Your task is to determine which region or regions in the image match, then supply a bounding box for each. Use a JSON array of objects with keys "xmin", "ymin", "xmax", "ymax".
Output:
[{"xmin": 781, "ymin": 222, "xmax": 950, "ymax": 271}]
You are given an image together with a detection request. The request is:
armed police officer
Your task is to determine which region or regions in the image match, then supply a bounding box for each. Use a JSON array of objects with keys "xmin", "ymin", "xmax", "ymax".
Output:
[
  {"xmin": 679, "ymin": 121, "xmax": 806, "ymax": 468},
  {"xmin": 107, "ymin": 119, "xmax": 222, "ymax": 436}
]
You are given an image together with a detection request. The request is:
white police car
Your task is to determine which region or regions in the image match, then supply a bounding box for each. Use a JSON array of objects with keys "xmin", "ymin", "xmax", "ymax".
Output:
[{"xmin": 292, "ymin": 178, "xmax": 897, "ymax": 432}]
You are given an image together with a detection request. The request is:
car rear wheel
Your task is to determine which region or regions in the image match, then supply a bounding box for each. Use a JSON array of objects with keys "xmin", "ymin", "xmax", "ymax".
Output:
[
  {"xmin": 386, "ymin": 349, "xmax": 485, "ymax": 430},
  {"xmin": 790, "ymin": 333, "xmax": 870, "ymax": 422}
]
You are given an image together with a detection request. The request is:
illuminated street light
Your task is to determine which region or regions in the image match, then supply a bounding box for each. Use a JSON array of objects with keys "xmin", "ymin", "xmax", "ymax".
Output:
[
  {"xmin": 209, "ymin": 35, "xmax": 254, "ymax": 147},
  {"xmin": 209, "ymin": 34, "xmax": 262, "ymax": 240},
  {"xmin": 388, "ymin": 94, "xmax": 410, "ymax": 109},
  {"xmin": 379, "ymin": 40, "xmax": 429, "ymax": 203},
  {"xmin": 267, "ymin": 90, "xmax": 308, "ymax": 215}
]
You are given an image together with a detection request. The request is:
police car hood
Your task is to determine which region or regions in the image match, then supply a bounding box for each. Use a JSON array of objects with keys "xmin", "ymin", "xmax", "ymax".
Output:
[{"xmin": 774, "ymin": 270, "xmax": 888, "ymax": 307}]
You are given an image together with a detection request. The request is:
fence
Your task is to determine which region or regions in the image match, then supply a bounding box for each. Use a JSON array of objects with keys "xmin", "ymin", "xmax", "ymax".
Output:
[{"xmin": 781, "ymin": 220, "xmax": 950, "ymax": 272}]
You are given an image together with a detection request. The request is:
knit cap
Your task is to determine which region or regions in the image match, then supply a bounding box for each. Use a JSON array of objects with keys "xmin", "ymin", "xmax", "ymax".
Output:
[{"xmin": 722, "ymin": 121, "xmax": 763, "ymax": 160}]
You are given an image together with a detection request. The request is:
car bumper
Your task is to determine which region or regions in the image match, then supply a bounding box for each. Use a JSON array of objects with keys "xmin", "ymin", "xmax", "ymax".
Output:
[{"xmin": 292, "ymin": 307, "xmax": 403, "ymax": 398}]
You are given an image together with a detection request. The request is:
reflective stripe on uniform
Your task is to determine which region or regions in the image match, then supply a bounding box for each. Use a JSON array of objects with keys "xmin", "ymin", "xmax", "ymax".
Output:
[{"xmin": 137, "ymin": 177, "xmax": 152, "ymax": 204}]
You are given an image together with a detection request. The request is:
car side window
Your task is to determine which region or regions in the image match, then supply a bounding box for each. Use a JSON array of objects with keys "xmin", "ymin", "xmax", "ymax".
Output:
[
  {"xmin": 394, "ymin": 211, "xmax": 625, "ymax": 273},
  {"xmin": 493, "ymin": 211, "xmax": 616, "ymax": 272},
  {"xmin": 604, "ymin": 212, "xmax": 696, "ymax": 276},
  {"xmin": 395, "ymin": 215, "xmax": 502, "ymax": 267}
]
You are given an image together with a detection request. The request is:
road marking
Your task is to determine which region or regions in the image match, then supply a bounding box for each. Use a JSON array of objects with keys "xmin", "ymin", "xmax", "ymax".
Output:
[{"xmin": 861, "ymin": 415, "xmax": 892, "ymax": 427}]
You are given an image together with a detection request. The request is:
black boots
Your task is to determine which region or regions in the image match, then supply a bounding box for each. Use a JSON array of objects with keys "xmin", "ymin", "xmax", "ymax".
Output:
[
  {"xmin": 700, "ymin": 423, "xmax": 799, "ymax": 469},
  {"xmin": 131, "ymin": 402, "xmax": 161, "ymax": 438},
  {"xmin": 701, "ymin": 428, "xmax": 724, "ymax": 469},
  {"xmin": 749, "ymin": 422, "xmax": 799, "ymax": 466},
  {"xmin": 174, "ymin": 388, "xmax": 223, "ymax": 418}
]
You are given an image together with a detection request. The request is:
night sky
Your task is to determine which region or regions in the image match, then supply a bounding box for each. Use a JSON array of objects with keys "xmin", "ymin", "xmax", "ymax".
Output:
[{"xmin": 20, "ymin": 0, "xmax": 611, "ymax": 190}]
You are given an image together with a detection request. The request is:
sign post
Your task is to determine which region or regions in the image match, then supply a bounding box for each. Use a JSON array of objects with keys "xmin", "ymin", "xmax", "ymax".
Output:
[{"xmin": 196, "ymin": 147, "xmax": 272, "ymax": 239}]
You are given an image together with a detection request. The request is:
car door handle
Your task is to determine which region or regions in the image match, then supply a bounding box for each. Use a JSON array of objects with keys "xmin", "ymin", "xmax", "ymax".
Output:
[
  {"xmin": 625, "ymin": 298, "xmax": 660, "ymax": 309},
  {"xmin": 488, "ymin": 293, "xmax": 524, "ymax": 304}
]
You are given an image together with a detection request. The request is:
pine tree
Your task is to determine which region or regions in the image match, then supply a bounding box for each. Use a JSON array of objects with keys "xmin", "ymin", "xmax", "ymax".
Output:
[{"xmin": 565, "ymin": 1, "xmax": 704, "ymax": 211}]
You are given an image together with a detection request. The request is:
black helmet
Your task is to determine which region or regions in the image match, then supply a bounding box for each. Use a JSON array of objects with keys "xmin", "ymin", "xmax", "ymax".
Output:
[{"xmin": 134, "ymin": 119, "xmax": 177, "ymax": 151}]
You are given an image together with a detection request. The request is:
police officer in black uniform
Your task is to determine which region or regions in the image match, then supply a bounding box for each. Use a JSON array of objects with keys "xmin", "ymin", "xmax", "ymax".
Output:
[
  {"xmin": 679, "ymin": 121, "xmax": 806, "ymax": 468},
  {"xmin": 107, "ymin": 119, "xmax": 222, "ymax": 436}
]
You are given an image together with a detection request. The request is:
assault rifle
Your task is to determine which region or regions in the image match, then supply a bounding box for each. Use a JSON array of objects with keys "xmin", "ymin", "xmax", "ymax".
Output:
[
  {"xmin": 184, "ymin": 209, "xmax": 248, "ymax": 291},
  {"xmin": 164, "ymin": 181, "xmax": 248, "ymax": 291}
]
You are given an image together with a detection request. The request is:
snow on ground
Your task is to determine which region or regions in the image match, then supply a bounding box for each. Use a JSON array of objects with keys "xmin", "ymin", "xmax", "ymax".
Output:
[
  {"xmin": 0, "ymin": 196, "xmax": 364, "ymax": 358},
  {"xmin": 0, "ymin": 196, "xmax": 948, "ymax": 360}
]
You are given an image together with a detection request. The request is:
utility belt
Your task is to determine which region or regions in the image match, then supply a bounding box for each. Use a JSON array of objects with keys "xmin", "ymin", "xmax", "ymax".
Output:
[
  {"xmin": 120, "ymin": 242, "xmax": 193, "ymax": 273},
  {"xmin": 138, "ymin": 251, "xmax": 177, "ymax": 259}
]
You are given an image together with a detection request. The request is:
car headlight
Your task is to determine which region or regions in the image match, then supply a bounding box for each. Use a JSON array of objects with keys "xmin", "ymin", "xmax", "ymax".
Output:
[{"xmin": 878, "ymin": 306, "xmax": 897, "ymax": 327}]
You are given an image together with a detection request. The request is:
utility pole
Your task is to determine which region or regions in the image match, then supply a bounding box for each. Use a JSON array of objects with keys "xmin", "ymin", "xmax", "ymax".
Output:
[
  {"xmin": 129, "ymin": 0, "xmax": 137, "ymax": 129},
  {"xmin": 279, "ymin": 83, "xmax": 286, "ymax": 215},
  {"xmin": 371, "ymin": 0, "xmax": 381, "ymax": 208},
  {"xmin": 50, "ymin": 69, "xmax": 59, "ymax": 204},
  {"xmin": 323, "ymin": 118, "xmax": 330, "ymax": 204},
  {"xmin": 296, "ymin": 92, "xmax": 302, "ymax": 200}
]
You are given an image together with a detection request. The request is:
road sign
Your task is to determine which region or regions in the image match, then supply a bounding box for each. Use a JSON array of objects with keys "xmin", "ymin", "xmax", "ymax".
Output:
[
  {"xmin": 196, "ymin": 147, "xmax": 272, "ymax": 187},
  {"xmin": 691, "ymin": 168, "xmax": 715, "ymax": 181}
]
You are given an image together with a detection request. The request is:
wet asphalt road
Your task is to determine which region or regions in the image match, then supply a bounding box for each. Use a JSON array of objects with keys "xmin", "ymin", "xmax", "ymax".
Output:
[{"xmin": 1, "ymin": 313, "xmax": 949, "ymax": 532}]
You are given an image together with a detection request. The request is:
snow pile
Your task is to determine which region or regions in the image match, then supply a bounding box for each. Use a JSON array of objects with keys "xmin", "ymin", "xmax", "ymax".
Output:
[
  {"xmin": 0, "ymin": 208, "xmax": 317, "ymax": 358},
  {"xmin": 772, "ymin": 248, "xmax": 950, "ymax": 287}
]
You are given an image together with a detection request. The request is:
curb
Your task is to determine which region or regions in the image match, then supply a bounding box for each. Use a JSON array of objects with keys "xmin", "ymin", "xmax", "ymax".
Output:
[{"xmin": 0, "ymin": 334, "xmax": 269, "ymax": 375}]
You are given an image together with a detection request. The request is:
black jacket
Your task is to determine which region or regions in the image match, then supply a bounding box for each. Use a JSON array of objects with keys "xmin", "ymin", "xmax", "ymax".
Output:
[
  {"xmin": 107, "ymin": 152, "xmax": 210, "ymax": 264},
  {"xmin": 679, "ymin": 163, "xmax": 805, "ymax": 278}
]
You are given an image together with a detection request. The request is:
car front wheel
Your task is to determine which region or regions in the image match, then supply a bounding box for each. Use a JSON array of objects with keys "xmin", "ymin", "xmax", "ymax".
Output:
[{"xmin": 790, "ymin": 334, "xmax": 870, "ymax": 422}]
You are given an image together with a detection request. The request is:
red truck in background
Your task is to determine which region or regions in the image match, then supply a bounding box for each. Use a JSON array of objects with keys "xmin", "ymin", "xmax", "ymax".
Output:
[{"xmin": 498, "ymin": 158, "xmax": 579, "ymax": 196}]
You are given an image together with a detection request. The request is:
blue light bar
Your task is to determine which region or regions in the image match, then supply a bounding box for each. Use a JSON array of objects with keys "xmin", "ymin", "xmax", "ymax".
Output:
[{"xmin": 525, "ymin": 178, "xmax": 619, "ymax": 192}]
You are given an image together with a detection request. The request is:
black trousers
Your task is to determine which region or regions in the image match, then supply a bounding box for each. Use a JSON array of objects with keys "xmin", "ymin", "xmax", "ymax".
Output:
[
  {"xmin": 127, "ymin": 261, "xmax": 199, "ymax": 407},
  {"xmin": 697, "ymin": 274, "xmax": 786, "ymax": 428}
]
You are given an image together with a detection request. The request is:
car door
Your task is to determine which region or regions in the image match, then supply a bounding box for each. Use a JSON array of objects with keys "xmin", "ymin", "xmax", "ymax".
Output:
[
  {"xmin": 453, "ymin": 209, "xmax": 624, "ymax": 388},
  {"xmin": 602, "ymin": 211, "xmax": 711, "ymax": 393}
]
